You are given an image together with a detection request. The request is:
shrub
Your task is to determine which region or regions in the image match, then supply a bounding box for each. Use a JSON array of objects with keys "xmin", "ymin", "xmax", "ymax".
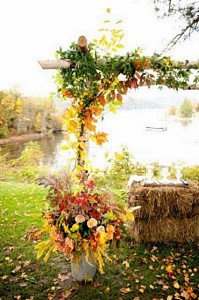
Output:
[
  {"xmin": 93, "ymin": 146, "xmax": 146, "ymax": 205},
  {"xmin": 182, "ymin": 166, "xmax": 199, "ymax": 185},
  {"xmin": 0, "ymin": 141, "xmax": 49, "ymax": 183},
  {"xmin": 179, "ymin": 98, "xmax": 193, "ymax": 118},
  {"xmin": 0, "ymin": 127, "xmax": 9, "ymax": 138}
]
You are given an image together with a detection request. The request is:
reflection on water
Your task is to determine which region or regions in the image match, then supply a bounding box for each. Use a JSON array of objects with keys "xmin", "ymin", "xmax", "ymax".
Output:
[
  {"xmin": 179, "ymin": 119, "xmax": 192, "ymax": 127},
  {"xmin": 0, "ymin": 132, "xmax": 69, "ymax": 166},
  {"xmin": 1, "ymin": 109, "xmax": 199, "ymax": 170}
]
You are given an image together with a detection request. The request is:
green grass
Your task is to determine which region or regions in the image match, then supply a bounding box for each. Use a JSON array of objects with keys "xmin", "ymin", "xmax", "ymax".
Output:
[
  {"xmin": 0, "ymin": 181, "xmax": 199, "ymax": 300},
  {"xmin": 0, "ymin": 181, "xmax": 65, "ymax": 300}
]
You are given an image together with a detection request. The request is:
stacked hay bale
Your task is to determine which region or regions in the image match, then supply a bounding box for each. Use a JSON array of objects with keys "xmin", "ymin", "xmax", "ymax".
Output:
[{"xmin": 127, "ymin": 183, "xmax": 199, "ymax": 243}]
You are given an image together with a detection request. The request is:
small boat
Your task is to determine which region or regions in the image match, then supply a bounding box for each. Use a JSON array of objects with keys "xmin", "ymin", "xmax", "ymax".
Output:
[{"xmin": 145, "ymin": 125, "xmax": 167, "ymax": 131}]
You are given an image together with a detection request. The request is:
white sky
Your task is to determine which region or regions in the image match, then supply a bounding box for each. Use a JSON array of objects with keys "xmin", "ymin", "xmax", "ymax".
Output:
[{"xmin": 0, "ymin": 0, "xmax": 198, "ymax": 97}]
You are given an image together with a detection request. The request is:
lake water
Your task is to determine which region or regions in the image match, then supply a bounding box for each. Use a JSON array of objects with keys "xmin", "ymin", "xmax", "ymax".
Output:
[
  {"xmin": 88, "ymin": 108, "xmax": 199, "ymax": 168},
  {"xmin": 1, "ymin": 107, "xmax": 199, "ymax": 170}
]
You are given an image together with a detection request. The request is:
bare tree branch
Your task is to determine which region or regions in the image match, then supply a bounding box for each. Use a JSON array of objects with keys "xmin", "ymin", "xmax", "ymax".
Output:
[{"xmin": 153, "ymin": 0, "xmax": 199, "ymax": 52}]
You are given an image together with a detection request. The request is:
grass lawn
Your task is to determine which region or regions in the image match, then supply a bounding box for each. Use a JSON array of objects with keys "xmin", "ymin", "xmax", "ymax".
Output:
[{"xmin": 0, "ymin": 181, "xmax": 198, "ymax": 300}]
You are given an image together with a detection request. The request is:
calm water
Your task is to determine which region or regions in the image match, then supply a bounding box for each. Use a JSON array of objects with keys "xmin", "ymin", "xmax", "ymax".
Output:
[
  {"xmin": 89, "ymin": 108, "xmax": 199, "ymax": 168},
  {"xmin": 1, "ymin": 108, "xmax": 199, "ymax": 170}
]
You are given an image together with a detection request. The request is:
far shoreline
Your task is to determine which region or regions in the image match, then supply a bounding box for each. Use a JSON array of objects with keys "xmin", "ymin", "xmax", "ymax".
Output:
[{"xmin": 0, "ymin": 133, "xmax": 50, "ymax": 145}]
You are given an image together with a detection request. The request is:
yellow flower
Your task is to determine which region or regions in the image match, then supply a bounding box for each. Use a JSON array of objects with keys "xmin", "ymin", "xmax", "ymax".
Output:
[
  {"xmin": 71, "ymin": 223, "xmax": 79, "ymax": 232},
  {"xmin": 75, "ymin": 214, "xmax": 86, "ymax": 223},
  {"xmin": 99, "ymin": 232, "xmax": 108, "ymax": 245},
  {"xmin": 87, "ymin": 218, "xmax": 98, "ymax": 228},
  {"xmin": 106, "ymin": 224, "xmax": 115, "ymax": 240}
]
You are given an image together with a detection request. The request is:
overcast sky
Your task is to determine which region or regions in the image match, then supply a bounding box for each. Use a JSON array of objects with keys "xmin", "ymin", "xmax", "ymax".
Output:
[{"xmin": 0, "ymin": 0, "xmax": 198, "ymax": 97}]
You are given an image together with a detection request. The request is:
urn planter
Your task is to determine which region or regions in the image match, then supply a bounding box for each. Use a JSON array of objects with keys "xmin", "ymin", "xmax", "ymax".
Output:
[{"xmin": 71, "ymin": 252, "xmax": 96, "ymax": 281}]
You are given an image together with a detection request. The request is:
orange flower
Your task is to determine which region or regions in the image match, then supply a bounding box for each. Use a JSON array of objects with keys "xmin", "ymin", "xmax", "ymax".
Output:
[{"xmin": 87, "ymin": 217, "xmax": 98, "ymax": 228}]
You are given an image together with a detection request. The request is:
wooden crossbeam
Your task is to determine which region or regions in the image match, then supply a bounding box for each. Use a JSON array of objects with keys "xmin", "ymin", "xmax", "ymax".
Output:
[
  {"xmin": 38, "ymin": 59, "xmax": 71, "ymax": 69},
  {"xmin": 38, "ymin": 35, "xmax": 199, "ymax": 89},
  {"xmin": 38, "ymin": 59, "xmax": 199, "ymax": 70}
]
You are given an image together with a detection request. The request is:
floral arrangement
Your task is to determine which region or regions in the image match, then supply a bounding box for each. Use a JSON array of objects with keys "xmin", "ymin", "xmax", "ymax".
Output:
[{"xmin": 35, "ymin": 171, "xmax": 135, "ymax": 273}]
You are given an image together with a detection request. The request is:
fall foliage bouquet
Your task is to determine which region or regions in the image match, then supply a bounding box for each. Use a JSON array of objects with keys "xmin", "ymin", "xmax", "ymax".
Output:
[{"xmin": 35, "ymin": 171, "xmax": 135, "ymax": 273}]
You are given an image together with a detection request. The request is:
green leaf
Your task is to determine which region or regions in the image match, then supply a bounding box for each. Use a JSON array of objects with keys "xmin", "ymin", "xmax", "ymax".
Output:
[
  {"xmin": 106, "ymin": 8, "xmax": 111, "ymax": 13},
  {"xmin": 116, "ymin": 19, "xmax": 123, "ymax": 24}
]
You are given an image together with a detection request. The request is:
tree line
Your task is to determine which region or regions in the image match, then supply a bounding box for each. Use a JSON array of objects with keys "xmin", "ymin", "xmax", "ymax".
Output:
[{"xmin": 0, "ymin": 88, "xmax": 64, "ymax": 138}]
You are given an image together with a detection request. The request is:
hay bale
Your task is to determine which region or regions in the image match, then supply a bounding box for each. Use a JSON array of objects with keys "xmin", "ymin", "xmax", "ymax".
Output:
[
  {"xmin": 127, "ymin": 216, "xmax": 199, "ymax": 243},
  {"xmin": 128, "ymin": 184, "xmax": 199, "ymax": 219},
  {"xmin": 127, "ymin": 183, "xmax": 199, "ymax": 243}
]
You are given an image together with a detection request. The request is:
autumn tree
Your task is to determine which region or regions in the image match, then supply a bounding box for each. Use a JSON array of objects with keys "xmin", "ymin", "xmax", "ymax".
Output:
[
  {"xmin": 0, "ymin": 89, "xmax": 23, "ymax": 137},
  {"xmin": 0, "ymin": 91, "xmax": 64, "ymax": 137}
]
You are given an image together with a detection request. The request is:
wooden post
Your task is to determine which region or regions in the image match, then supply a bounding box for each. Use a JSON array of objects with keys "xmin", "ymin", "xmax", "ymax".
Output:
[{"xmin": 77, "ymin": 36, "xmax": 88, "ymax": 52}]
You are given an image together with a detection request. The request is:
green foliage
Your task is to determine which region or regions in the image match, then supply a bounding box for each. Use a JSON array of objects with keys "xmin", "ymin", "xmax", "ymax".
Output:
[
  {"xmin": 93, "ymin": 146, "xmax": 146, "ymax": 205},
  {"xmin": 179, "ymin": 98, "xmax": 193, "ymax": 118},
  {"xmin": 14, "ymin": 141, "xmax": 43, "ymax": 167},
  {"xmin": 0, "ymin": 128, "xmax": 9, "ymax": 138},
  {"xmin": 182, "ymin": 166, "xmax": 199, "ymax": 185},
  {"xmin": 0, "ymin": 141, "xmax": 48, "ymax": 183}
]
